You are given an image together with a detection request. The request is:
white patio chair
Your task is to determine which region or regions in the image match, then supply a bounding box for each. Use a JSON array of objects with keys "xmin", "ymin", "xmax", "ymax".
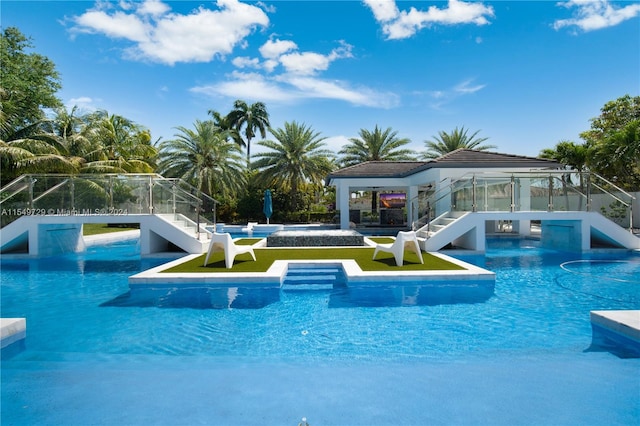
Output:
[
  {"xmin": 204, "ymin": 232, "xmax": 256, "ymax": 269},
  {"xmin": 372, "ymin": 230, "xmax": 424, "ymax": 266}
]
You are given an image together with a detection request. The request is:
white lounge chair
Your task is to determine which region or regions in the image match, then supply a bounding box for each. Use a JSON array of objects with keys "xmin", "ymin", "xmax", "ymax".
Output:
[
  {"xmin": 204, "ymin": 232, "xmax": 256, "ymax": 269},
  {"xmin": 372, "ymin": 230, "xmax": 424, "ymax": 266}
]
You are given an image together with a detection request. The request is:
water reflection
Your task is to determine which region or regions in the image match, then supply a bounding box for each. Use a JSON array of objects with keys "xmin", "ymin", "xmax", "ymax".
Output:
[
  {"xmin": 102, "ymin": 280, "xmax": 494, "ymax": 310},
  {"xmin": 101, "ymin": 286, "xmax": 280, "ymax": 309},
  {"xmin": 328, "ymin": 282, "xmax": 494, "ymax": 308}
]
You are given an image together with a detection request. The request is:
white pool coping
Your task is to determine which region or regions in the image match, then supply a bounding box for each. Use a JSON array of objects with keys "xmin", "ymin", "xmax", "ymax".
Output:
[
  {"xmin": 128, "ymin": 249, "xmax": 495, "ymax": 288},
  {"xmin": 590, "ymin": 310, "xmax": 640, "ymax": 343},
  {"xmin": 0, "ymin": 318, "xmax": 26, "ymax": 349}
]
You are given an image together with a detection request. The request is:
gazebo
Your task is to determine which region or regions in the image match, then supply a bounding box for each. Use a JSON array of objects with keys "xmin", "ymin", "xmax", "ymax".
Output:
[{"xmin": 326, "ymin": 149, "xmax": 561, "ymax": 231}]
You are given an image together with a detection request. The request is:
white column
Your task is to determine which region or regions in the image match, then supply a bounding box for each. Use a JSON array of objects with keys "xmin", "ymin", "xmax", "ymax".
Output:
[
  {"xmin": 407, "ymin": 185, "xmax": 418, "ymax": 227},
  {"xmin": 337, "ymin": 181, "xmax": 351, "ymax": 230}
]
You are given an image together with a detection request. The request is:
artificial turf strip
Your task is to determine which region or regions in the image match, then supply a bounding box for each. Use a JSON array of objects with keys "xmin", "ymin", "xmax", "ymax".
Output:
[
  {"xmin": 234, "ymin": 238, "xmax": 262, "ymax": 245},
  {"xmin": 161, "ymin": 247, "xmax": 465, "ymax": 273}
]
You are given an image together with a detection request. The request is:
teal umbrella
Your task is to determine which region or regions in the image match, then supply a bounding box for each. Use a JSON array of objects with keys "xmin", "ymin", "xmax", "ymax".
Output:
[{"xmin": 263, "ymin": 189, "xmax": 273, "ymax": 224}]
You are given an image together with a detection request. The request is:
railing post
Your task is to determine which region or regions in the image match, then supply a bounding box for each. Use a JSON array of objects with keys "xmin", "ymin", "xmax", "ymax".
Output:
[
  {"xmin": 472, "ymin": 175, "xmax": 477, "ymax": 212},
  {"xmin": 585, "ymin": 173, "xmax": 591, "ymax": 212},
  {"xmin": 484, "ymin": 181, "xmax": 488, "ymax": 211},
  {"xmin": 148, "ymin": 176, "xmax": 154, "ymax": 214},
  {"xmin": 510, "ymin": 175, "xmax": 515, "ymax": 212},
  {"xmin": 196, "ymin": 201, "xmax": 202, "ymax": 240},
  {"xmin": 548, "ymin": 176, "xmax": 554, "ymax": 211},
  {"xmin": 70, "ymin": 177, "xmax": 75, "ymax": 212},
  {"xmin": 28, "ymin": 176, "xmax": 34, "ymax": 208},
  {"xmin": 171, "ymin": 181, "xmax": 177, "ymax": 219},
  {"xmin": 213, "ymin": 201, "xmax": 217, "ymax": 233},
  {"xmin": 108, "ymin": 176, "xmax": 114, "ymax": 210}
]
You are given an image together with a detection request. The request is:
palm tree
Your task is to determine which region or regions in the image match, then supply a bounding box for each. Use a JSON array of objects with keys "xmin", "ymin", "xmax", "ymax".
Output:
[
  {"xmin": 540, "ymin": 140, "xmax": 588, "ymax": 175},
  {"xmin": 252, "ymin": 121, "xmax": 335, "ymax": 211},
  {"xmin": 158, "ymin": 120, "xmax": 246, "ymax": 198},
  {"xmin": 540, "ymin": 140, "xmax": 589, "ymax": 209},
  {"xmin": 0, "ymin": 136, "xmax": 79, "ymax": 184},
  {"xmin": 82, "ymin": 110, "xmax": 157, "ymax": 173},
  {"xmin": 339, "ymin": 125, "xmax": 415, "ymax": 167},
  {"xmin": 226, "ymin": 100, "xmax": 270, "ymax": 162},
  {"xmin": 207, "ymin": 108, "xmax": 244, "ymax": 149},
  {"xmin": 339, "ymin": 125, "xmax": 415, "ymax": 211},
  {"xmin": 421, "ymin": 126, "xmax": 495, "ymax": 159},
  {"xmin": 0, "ymin": 109, "xmax": 78, "ymax": 183}
]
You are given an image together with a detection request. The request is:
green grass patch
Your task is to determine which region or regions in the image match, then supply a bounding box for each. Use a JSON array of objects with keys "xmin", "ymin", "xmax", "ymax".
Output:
[
  {"xmin": 162, "ymin": 246, "xmax": 465, "ymax": 273},
  {"xmin": 368, "ymin": 237, "xmax": 395, "ymax": 244},
  {"xmin": 235, "ymin": 238, "xmax": 262, "ymax": 245},
  {"xmin": 83, "ymin": 223, "xmax": 139, "ymax": 236}
]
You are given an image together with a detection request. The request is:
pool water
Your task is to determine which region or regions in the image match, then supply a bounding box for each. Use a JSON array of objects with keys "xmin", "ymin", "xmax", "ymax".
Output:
[{"xmin": 1, "ymin": 237, "xmax": 639, "ymax": 425}]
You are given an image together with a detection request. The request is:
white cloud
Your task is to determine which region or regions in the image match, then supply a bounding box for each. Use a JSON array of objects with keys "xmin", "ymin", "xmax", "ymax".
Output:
[
  {"xmin": 323, "ymin": 135, "xmax": 352, "ymax": 153},
  {"xmin": 72, "ymin": 10, "xmax": 149, "ymax": 42},
  {"xmin": 282, "ymin": 75, "xmax": 398, "ymax": 108},
  {"xmin": 259, "ymin": 38, "xmax": 298, "ymax": 59},
  {"xmin": 70, "ymin": 0, "xmax": 269, "ymax": 65},
  {"xmin": 553, "ymin": 0, "xmax": 640, "ymax": 32},
  {"xmin": 191, "ymin": 71, "xmax": 301, "ymax": 103},
  {"xmin": 68, "ymin": 96, "xmax": 95, "ymax": 106},
  {"xmin": 191, "ymin": 71, "xmax": 399, "ymax": 108},
  {"xmin": 137, "ymin": 0, "xmax": 170, "ymax": 17},
  {"xmin": 418, "ymin": 78, "xmax": 486, "ymax": 110},
  {"xmin": 249, "ymin": 39, "xmax": 354, "ymax": 75},
  {"xmin": 363, "ymin": 0, "xmax": 400, "ymax": 22},
  {"xmin": 279, "ymin": 51, "xmax": 333, "ymax": 75},
  {"xmin": 66, "ymin": 97, "xmax": 99, "ymax": 112},
  {"xmin": 232, "ymin": 56, "xmax": 262, "ymax": 69},
  {"xmin": 454, "ymin": 79, "xmax": 486, "ymax": 94},
  {"xmin": 364, "ymin": 0, "xmax": 494, "ymax": 40},
  {"xmin": 193, "ymin": 36, "xmax": 385, "ymax": 107}
]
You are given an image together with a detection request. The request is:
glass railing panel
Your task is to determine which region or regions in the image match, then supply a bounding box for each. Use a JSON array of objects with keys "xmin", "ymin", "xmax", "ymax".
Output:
[
  {"xmin": 30, "ymin": 175, "xmax": 73, "ymax": 213},
  {"xmin": 171, "ymin": 179, "xmax": 218, "ymax": 224},
  {"xmin": 548, "ymin": 176, "xmax": 586, "ymax": 212},
  {"xmin": 1, "ymin": 174, "xmax": 219, "ymax": 229},
  {"xmin": 589, "ymin": 175, "xmax": 634, "ymax": 229},
  {"xmin": 526, "ymin": 177, "xmax": 550, "ymax": 211},
  {"xmin": 151, "ymin": 178, "xmax": 208, "ymax": 230},
  {"xmin": 478, "ymin": 178, "xmax": 513, "ymax": 212}
]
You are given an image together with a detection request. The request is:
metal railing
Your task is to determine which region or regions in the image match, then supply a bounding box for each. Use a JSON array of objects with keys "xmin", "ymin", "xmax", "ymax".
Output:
[
  {"xmin": 0, "ymin": 174, "xmax": 219, "ymax": 238},
  {"xmin": 410, "ymin": 171, "xmax": 635, "ymax": 233}
]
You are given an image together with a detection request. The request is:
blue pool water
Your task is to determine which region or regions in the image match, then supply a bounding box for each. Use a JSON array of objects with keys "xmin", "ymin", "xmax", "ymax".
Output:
[{"xmin": 1, "ymin": 237, "xmax": 639, "ymax": 425}]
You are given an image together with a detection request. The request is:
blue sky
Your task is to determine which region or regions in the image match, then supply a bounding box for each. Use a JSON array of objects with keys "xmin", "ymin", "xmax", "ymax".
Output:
[{"xmin": 3, "ymin": 0, "xmax": 639, "ymax": 158}]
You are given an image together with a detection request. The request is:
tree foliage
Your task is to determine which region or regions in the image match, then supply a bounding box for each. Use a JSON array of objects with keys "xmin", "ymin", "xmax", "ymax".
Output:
[
  {"xmin": 253, "ymin": 121, "xmax": 335, "ymax": 211},
  {"xmin": 158, "ymin": 120, "xmax": 246, "ymax": 198},
  {"xmin": 226, "ymin": 100, "xmax": 270, "ymax": 162},
  {"xmin": 580, "ymin": 94, "xmax": 640, "ymax": 145},
  {"xmin": 0, "ymin": 27, "xmax": 62, "ymax": 132},
  {"xmin": 338, "ymin": 125, "xmax": 415, "ymax": 167},
  {"xmin": 421, "ymin": 126, "xmax": 495, "ymax": 159},
  {"xmin": 540, "ymin": 95, "xmax": 640, "ymax": 191}
]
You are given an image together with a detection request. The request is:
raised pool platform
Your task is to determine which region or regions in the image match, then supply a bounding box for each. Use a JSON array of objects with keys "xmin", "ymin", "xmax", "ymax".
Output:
[
  {"xmin": 129, "ymin": 250, "xmax": 495, "ymax": 290},
  {"xmin": 267, "ymin": 230, "xmax": 365, "ymax": 247},
  {"xmin": 1, "ymin": 318, "xmax": 26, "ymax": 349},
  {"xmin": 590, "ymin": 310, "xmax": 640, "ymax": 356}
]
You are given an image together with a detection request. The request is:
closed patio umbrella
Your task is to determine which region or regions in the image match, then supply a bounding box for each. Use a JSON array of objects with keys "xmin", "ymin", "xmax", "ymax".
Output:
[{"xmin": 263, "ymin": 189, "xmax": 273, "ymax": 224}]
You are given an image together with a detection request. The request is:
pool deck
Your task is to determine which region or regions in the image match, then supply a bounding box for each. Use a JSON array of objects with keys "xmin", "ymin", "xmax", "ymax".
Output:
[{"xmin": 128, "ymin": 249, "xmax": 495, "ymax": 288}]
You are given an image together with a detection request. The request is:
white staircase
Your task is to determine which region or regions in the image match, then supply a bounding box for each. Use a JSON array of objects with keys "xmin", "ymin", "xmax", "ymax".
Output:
[
  {"xmin": 143, "ymin": 214, "xmax": 213, "ymax": 255},
  {"xmin": 416, "ymin": 212, "xmax": 477, "ymax": 252},
  {"xmin": 415, "ymin": 211, "xmax": 640, "ymax": 252}
]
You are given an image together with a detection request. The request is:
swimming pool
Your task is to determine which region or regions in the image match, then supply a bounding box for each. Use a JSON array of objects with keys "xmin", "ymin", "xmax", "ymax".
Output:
[{"xmin": 1, "ymin": 237, "xmax": 639, "ymax": 425}]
